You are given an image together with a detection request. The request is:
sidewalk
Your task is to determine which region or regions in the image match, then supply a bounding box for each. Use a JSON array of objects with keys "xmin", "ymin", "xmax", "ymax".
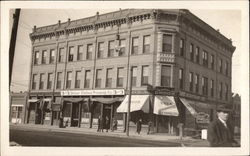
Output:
[{"xmin": 10, "ymin": 123, "xmax": 210, "ymax": 147}]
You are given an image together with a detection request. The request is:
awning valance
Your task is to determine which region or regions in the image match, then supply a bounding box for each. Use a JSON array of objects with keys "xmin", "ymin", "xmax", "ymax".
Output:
[
  {"xmin": 28, "ymin": 99, "xmax": 40, "ymax": 103},
  {"xmin": 63, "ymin": 97, "xmax": 88, "ymax": 103},
  {"xmin": 179, "ymin": 98, "xmax": 197, "ymax": 116},
  {"xmin": 117, "ymin": 95, "xmax": 149, "ymax": 113},
  {"xmin": 153, "ymin": 96, "xmax": 179, "ymax": 116},
  {"xmin": 91, "ymin": 97, "xmax": 123, "ymax": 104}
]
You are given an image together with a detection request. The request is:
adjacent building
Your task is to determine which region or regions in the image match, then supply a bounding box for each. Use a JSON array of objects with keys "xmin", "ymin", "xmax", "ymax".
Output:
[
  {"xmin": 27, "ymin": 9, "xmax": 235, "ymax": 135},
  {"xmin": 10, "ymin": 92, "xmax": 27, "ymax": 124}
]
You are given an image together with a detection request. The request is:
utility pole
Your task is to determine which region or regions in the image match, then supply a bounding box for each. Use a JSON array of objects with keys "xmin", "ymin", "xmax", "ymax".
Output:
[
  {"xmin": 126, "ymin": 66, "xmax": 133, "ymax": 136},
  {"xmin": 9, "ymin": 9, "xmax": 21, "ymax": 88}
]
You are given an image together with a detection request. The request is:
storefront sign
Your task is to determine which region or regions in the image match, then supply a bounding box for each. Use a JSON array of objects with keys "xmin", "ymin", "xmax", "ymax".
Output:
[
  {"xmin": 196, "ymin": 112, "xmax": 210, "ymax": 124},
  {"xmin": 61, "ymin": 89, "xmax": 125, "ymax": 96}
]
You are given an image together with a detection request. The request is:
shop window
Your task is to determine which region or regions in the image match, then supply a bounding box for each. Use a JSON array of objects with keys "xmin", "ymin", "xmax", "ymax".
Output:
[
  {"xmin": 63, "ymin": 103, "xmax": 71, "ymax": 117},
  {"xmin": 58, "ymin": 48, "xmax": 64, "ymax": 63},
  {"xmin": 97, "ymin": 42, "xmax": 104, "ymax": 59},
  {"xmin": 77, "ymin": 45, "xmax": 83, "ymax": 61},
  {"xmin": 117, "ymin": 67, "xmax": 125, "ymax": 87},
  {"xmin": 75, "ymin": 71, "xmax": 81, "ymax": 88},
  {"xmin": 86, "ymin": 44, "xmax": 93, "ymax": 60},
  {"xmin": 49, "ymin": 49, "xmax": 55, "ymax": 64},
  {"xmin": 108, "ymin": 41, "xmax": 115, "ymax": 57},
  {"xmin": 131, "ymin": 37, "xmax": 139, "ymax": 55},
  {"xmin": 95, "ymin": 69, "xmax": 102, "ymax": 88},
  {"xmin": 56, "ymin": 72, "xmax": 62, "ymax": 89},
  {"xmin": 163, "ymin": 34, "xmax": 172, "ymax": 53},
  {"xmin": 68, "ymin": 46, "xmax": 74, "ymax": 62},
  {"xmin": 66, "ymin": 71, "xmax": 72, "ymax": 89},
  {"xmin": 84, "ymin": 70, "xmax": 91, "ymax": 88},
  {"xmin": 47, "ymin": 73, "xmax": 53, "ymax": 89},
  {"xmin": 106, "ymin": 68, "xmax": 113, "ymax": 88},
  {"xmin": 34, "ymin": 51, "xmax": 39, "ymax": 65},
  {"xmin": 141, "ymin": 66, "xmax": 149, "ymax": 86},
  {"xmin": 161, "ymin": 65, "xmax": 171, "ymax": 87},
  {"xmin": 41, "ymin": 50, "xmax": 47, "ymax": 64},
  {"xmin": 143, "ymin": 35, "xmax": 150, "ymax": 54}
]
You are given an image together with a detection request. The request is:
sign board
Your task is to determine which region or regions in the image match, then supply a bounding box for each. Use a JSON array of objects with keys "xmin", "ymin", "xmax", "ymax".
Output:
[{"xmin": 61, "ymin": 89, "xmax": 125, "ymax": 96}]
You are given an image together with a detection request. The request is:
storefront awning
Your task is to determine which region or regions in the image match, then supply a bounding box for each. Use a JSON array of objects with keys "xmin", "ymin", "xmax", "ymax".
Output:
[
  {"xmin": 28, "ymin": 99, "xmax": 40, "ymax": 103},
  {"xmin": 179, "ymin": 98, "xmax": 197, "ymax": 116},
  {"xmin": 62, "ymin": 97, "xmax": 88, "ymax": 103},
  {"xmin": 117, "ymin": 95, "xmax": 149, "ymax": 113},
  {"xmin": 91, "ymin": 97, "xmax": 123, "ymax": 104},
  {"xmin": 153, "ymin": 96, "xmax": 179, "ymax": 116}
]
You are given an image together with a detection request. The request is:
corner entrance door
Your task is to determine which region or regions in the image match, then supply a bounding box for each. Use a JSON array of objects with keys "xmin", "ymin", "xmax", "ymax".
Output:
[
  {"xmin": 71, "ymin": 103, "xmax": 79, "ymax": 127},
  {"xmin": 102, "ymin": 105, "xmax": 111, "ymax": 130}
]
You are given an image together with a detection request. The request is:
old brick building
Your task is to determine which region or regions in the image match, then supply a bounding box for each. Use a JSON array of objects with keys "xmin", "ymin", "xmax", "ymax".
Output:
[{"xmin": 27, "ymin": 9, "xmax": 235, "ymax": 135}]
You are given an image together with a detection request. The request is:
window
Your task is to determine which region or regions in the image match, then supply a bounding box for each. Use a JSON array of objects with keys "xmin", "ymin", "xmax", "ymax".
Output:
[
  {"xmin": 195, "ymin": 47, "xmax": 200, "ymax": 64},
  {"xmin": 75, "ymin": 71, "xmax": 81, "ymax": 88},
  {"xmin": 163, "ymin": 34, "xmax": 172, "ymax": 53},
  {"xmin": 95, "ymin": 69, "xmax": 102, "ymax": 88},
  {"xmin": 32, "ymin": 74, "xmax": 37, "ymax": 90},
  {"xmin": 106, "ymin": 68, "xmax": 113, "ymax": 88},
  {"xmin": 117, "ymin": 67, "xmax": 125, "ymax": 87},
  {"xmin": 47, "ymin": 73, "xmax": 53, "ymax": 89},
  {"xmin": 42, "ymin": 50, "xmax": 47, "ymax": 64},
  {"xmin": 179, "ymin": 68, "xmax": 184, "ymax": 89},
  {"xmin": 132, "ymin": 67, "xmax": 137, "ymax": 87},
  {"xmin": 56, "ymin": 72, "xmax": 62, "ymax": 89},
  {"xmin": 34, "ymin": 51, "xmax": 39, "ymax": 65},
  {"xmin": 219, "ymin": 59, "xmax": 223, "ymax": 73},
  {"xmin": 190, "ymin": 43, "xmax": 194, "ymax": 61},
  {"xmin": 161, "ymin": 65, "xmax": 171, "ymax": 87},
  {"xmin": 131, "ymin": 37, "xmax": 139, "ymax": 55},
  {"xmin": 39, "ymin": 73, "xmax": 45, "ymax": 89},
  {"xmin": 195, "ymin": 74, "xmax": 199, "ymax": 93},
  {"xmin": 77, "ymin": 45, "xmax": 83, "ymax": 61},
  {"xmin": 97, "ymin": 42, "xmax": 104, "ymax": 58},
  {"xmin": 202, "ymin": 76, "xmax": 208, "ymax": 95},
  {"xmin": 84, "ymin": 70, "xmax": 91, "ymax": 88},
  {"xmin": 219, "ymin": 82, "xmax": 222, "ymax": 99},
  {"xmin": 211, "ymin": 54, "xmax": 214, "ymax": 70},
  {"xmin": 141, "ymin": 66, "xmax": 149, "ymax": 85},
  {"xmin": 202, "ymin": 50, "xmax": 208, "ymax": 67},
  {"xmin": 180, "ymin": 38, "xmax": 184, "ymax": 56},
  {"xmin": 119, "ymin": 39, "xmax": 126, "ymax": 56},
  {"xmin": 68, "ymin": 46, "xmax": 74, "ymax": 62},
  {"xmin": 49, "ymin": 49, "xmax": 55, "ymax": 64},
  {"xmin": 86, "ymin": 44, "xmax": 93, "ymax": 60},
  {"xmin": 189, "ymin": 72, "xmax": 193, "ymax": 92},
  {"xmin": 108, "ymin": 41, "xmax": 115, "ymax": 57},
  {"xmin": 66, "ymin": 71, "xmax": 72, "ymax": 89},
  {"xmin": 210, "ymin": 79, "xmax": 214, "ymax": 97},
  {"xmin": 225, "ymin": 84, "xmax": 228, "ymax": 100},
  {"xmin": 225, "ymin": 61, "xmax": 228, "ymax": 76},
  {"xmin": 143, "ymin": 35, "xmax": 150, "ymax": 54},
  {"xmin": 58, "ymin": 48, "xmax": 64, "ymax": 63}
]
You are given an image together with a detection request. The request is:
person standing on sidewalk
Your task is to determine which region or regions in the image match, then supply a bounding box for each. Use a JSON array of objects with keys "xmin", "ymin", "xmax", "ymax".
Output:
[
  {"xmin": 136, "ymin": 118, "xmax": 142, "ymax": 134},
  {"xmin": 97, "ymin": 116, "xmax": 101, "ymax": 132},
  {"xmin": 105, "ymin": 116, "xmax": 110, "ymax": 132},
  {"xmin": 207, "ymin": 105, "xmax": 239, "ymax": 147}
]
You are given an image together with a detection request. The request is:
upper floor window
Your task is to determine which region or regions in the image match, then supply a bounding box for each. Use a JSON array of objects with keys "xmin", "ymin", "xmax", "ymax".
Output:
[
  {"xmin": 225, "ymin": 61, "xmax": 229, "ymax": 76},
  {"xmin": 68, "ymin": 46, "xmax": 74, "ymax": 62},
  {"xmin": 195, "ymin": 47, "xmax": 200, "ymax": 64},
  {"xmin": 189, "ymin": 72, "xmax": 193, "ymax": 92},
  {"xmin": 49, "ymin": 49, "xmax": 55, "ymax": 64},
  {"xmin": 32, "ymin": 74, "xmax": 37, "ymax": 90},
  {"xmin": 42, "ymin": 50, "xmax": 47, "ymax": 64},
  {"xmin": 119, "ymin": 39, "xmax": 126, "ymax": 56},
  {"xmin": 179, "ymin": 68, "xmax": 184, "ymax": 89},
  {"xmin": 195, "ymin": 74, "xmax": 199, "ymax": 93},
  {"xmin": 225, "ymin": 84, "xmax": 228, "ymax": 100},
  {"xmin": 219, "ymin": 58, "xmax": 223, "ymax": 73},
  {"xmin": 219, "ymin": 82, "xmax": 223, "ymax": 99},
  {"xmin": 34, "ymin": 51, "xmax": 39, "ymax": 65},
  {"xmin": 66, "ymin": 71, "xmax": 72, "ymax": 89},
  {"xmin": 106, "ymin": 68, "xmax": 113, "ymax": 88},
  {"xmin": 132, "ymin": 67, "xmax": 137, "ymax": 87},
  {"xmin": 75, "ymin": 71, "xmax": 81, "ymax": 88},
  {"xmin": 131, "ymin": 37, "xmax": 139, "ymax": 55},
  {"xmin": 77, "ymin": 45, "xmax": 83, "ymax": 61},
  {"xmin": 117, "ymin": 67, "xmax": 125, "ymax": 87},
  {"xmin": 143, "ymin": 35, "xmax": 150, "ymax": 54},
  {"xmin": 210, "ymin": 79, "xmax": 214, "ymax": 97},
  {"xmin": 211, "ymin": 54, "xmax": 215, "ymax": 70},
  {"xmin": 95, "ymin": 69, "xmax": 102, "ymax": 88},
  {"xmin": 39, "ymin": 73, "xmax": 45, "ymax": 89},
  {"xmin": 202, "ymin": 50, "xmax": 208, "ymax": 67},
  {"xmin": 58, "ymin": 48, "xmax": 64, "ymax": 63},
  {"xmin": 86, "ymin": 44, "xmax": 93, "ymax": 60},
  {"xmin": 108, "ymin": 41, "xmax": 115, "ymax": 57},
  {"xmin": 47, "ymin": 73, "xmax": 53, "ymax": 89},
  {"xmin": 163, "ymin": 34, "xmax": 172, "ymax": 53},
  {"xmin": 180, "ymin": 38, "xmax": 184, "ymax": 56},
  {"xmin": 56, "ymin": 72, "xmax": 62, "ymax": 89},
  {"xmin": 190, "ymin": 43, "xmax": 194, "ymax": 61},
  {"xmin": 141, "ymin": 66, "xmax": 149, "ymax": 86},
  {"xmin": 84, "ymin": 70, "xmax": 91, "ymax": 89},
  {"xmin": 202, "ymin": 76, "xmax": 208, "ymax": 95},
  {"xmin": 97, "ymin": 42, "xmax": 104, "ymax": 59},
  {"xmin": 161, "ymin": 65, "xmax": 171, "ymax": 87}
]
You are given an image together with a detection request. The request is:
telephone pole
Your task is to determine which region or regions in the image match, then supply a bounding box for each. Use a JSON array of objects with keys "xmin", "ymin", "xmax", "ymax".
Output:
[{"xmin": 126, "ymin": 66, "xmax": 133, "ymax": 136}]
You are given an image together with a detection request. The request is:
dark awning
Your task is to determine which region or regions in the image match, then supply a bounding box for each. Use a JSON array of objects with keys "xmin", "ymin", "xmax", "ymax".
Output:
[
  {"xmin": 91, "ymin": 97, "xmax": 123, "ymax": 104},
  {"xmin": 63, "ymin": 97, "xmax": 88, "ymax": 103},
  {"xmin": 27, "ymin": 99, "xmax": 40, "ymax": 109}
]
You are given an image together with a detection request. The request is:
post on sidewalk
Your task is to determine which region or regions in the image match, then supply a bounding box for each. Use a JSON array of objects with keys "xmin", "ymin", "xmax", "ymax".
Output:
[
  {"xmin": 126, "ymin": 66, "xmax": 133, "ymax": 136},
  {"xmin": 178, "ymin": 123, "xmax": 184, "ymax": 140}
]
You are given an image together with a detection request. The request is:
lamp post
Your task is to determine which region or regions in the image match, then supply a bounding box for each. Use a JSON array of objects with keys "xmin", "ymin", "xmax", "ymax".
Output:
[{"xmin": 126, "ymin": 66, "xmax": 133, "ymax": 136}]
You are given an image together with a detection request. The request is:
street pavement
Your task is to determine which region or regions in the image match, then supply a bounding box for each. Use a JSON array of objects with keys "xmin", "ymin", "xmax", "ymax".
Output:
[{"xmin": 10, "ymin": 123, "xmax": 210, "ymax": 147}]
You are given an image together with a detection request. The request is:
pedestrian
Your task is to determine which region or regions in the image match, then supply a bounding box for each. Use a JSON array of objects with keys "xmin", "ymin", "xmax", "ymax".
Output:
[
  {"xmin": 147, "ymin": 121, "xmax": 153, "ymax": 134},
  {"xmin": 105, "ymin": 116, "xmax": 110, "ymax": 132},
  {"xmin": 97, "ymin": 115, "xmax": 101, "ymax": 132},
  {"xmin": 136, "ymin": 118, "xmax": 142, "ymax": 134},
  {"xmin": 112, "ymin": 118, "xmax": 118, "ymax": 132},
  {"xmin": 207, "ymin": 105, "xmax": 239, "ymax": 147}
]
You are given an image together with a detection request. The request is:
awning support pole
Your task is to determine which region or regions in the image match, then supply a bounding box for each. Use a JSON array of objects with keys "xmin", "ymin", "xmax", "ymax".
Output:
[{"xmin": 126, "ymin": 67, "xmax": 133, "ymax": 136}]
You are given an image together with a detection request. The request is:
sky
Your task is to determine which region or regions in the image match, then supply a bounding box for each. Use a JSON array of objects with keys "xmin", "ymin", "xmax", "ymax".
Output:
[{"xmin": 9, "ymin": 8, "xmax": 242, "ymax": 95}]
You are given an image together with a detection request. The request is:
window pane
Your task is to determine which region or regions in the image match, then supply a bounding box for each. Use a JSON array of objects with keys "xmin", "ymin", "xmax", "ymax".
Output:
[
  {"xmin": 106, "ymin": 68, "xmax": 113, "ymax": 88},
  {"xmin": 117, "ymin": 68, "xmax": 125, "ymax": 87},
  {"xmin": 108, "ymin": 41, "xmax": 115, "ymax": 57},
  {"xmin": 87, "ymin": 44, "xmax": 93, "ymax": 60},
  {"xmin": 75, "ymin": 71, "xmax": 81, "ymax": 88},
  {"xmin": 84, "ymin": 70, "xmax": 91, "ymax": 88},
  {"xmin": 161, "ymin": 65, "xmax": 171, "ymax": 87},
  {"xmin": 142, "ymin": 66, "xmax": 149, "ymax": 85},
  {"xmin": 58, "ymin": 48, "xmax": 64, "ymax": 63},
  {"xmin": 132, "ymin": 67, "xmax": 137, "ymax": 86},
  {"xmin": 132, "ymin": 37, "xmax": 139, "ymax": 55},
  {"xmin": 77, "ymin": 45, "xmax": 83, "ymax": 61},
  {"xmin": 143, "ymin": 36, "xmax": 150, "ymax": 54},
  {"xmin": 98, "ymin": 42, "xmax": 104, "ymax": 58},
  {"xmin": 163, "ymin": 34, "xmax": 172, "ymax": 52},
  {"xmin": 68, "ymin": 46, "xmax": 74, "ymax": 62},
  {"xmin": 50, "ymin": 49, "xmax": 55, "ymax": 63}
]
